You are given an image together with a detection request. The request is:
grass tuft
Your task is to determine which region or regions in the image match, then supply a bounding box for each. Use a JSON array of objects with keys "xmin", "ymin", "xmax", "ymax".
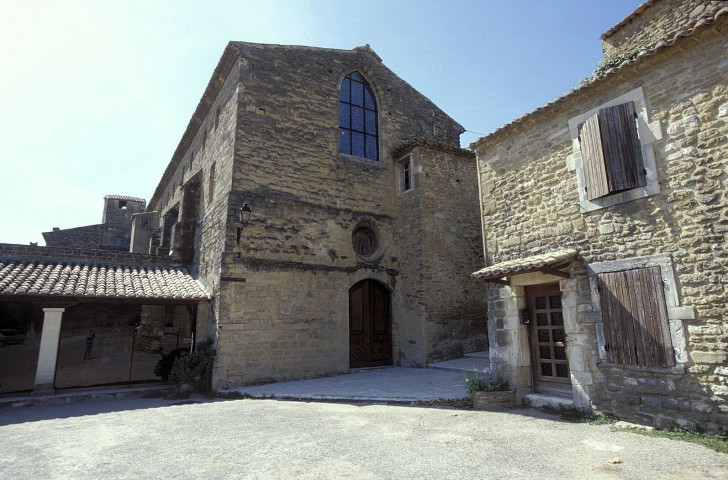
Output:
[{"xmin": 623, "ymin": 427, "xmax": 728, "ymax": 454}]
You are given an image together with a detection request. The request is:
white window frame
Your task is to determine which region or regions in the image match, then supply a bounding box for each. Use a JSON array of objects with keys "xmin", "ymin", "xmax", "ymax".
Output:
[
  {"xmin": 566, "ymin": 87, "xmax": 663, "ymax": 212},
  {"xmin": 397, "ymin": 155, "xmax": 414, "ymax": 195}
]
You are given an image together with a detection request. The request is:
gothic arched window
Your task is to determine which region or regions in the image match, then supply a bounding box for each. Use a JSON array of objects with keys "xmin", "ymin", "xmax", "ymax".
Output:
[{"xmin": 339, "ymin": 72, "xmax": 378, "ymax": 161}]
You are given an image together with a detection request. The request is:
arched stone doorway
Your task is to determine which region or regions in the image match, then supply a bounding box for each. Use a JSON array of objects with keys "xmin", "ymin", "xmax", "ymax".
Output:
[{"xmin": 349, "ymin": 279, "xmax": 392, "ymax": 368}]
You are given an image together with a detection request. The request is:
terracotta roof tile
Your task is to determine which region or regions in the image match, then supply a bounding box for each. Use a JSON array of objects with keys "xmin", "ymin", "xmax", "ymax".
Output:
[
  {"xmin": 472, "ymin": 249, "xmax": 578, "ymax": 281},
  {"xmin": 0, "ymin": 259, "xmax": 208, "ymax": 301}
]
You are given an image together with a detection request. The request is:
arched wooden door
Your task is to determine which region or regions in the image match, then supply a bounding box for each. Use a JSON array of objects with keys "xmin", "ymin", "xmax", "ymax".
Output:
[{"xmin": 349, "ymin": 280, "xmax": 392, "ymax": 368}]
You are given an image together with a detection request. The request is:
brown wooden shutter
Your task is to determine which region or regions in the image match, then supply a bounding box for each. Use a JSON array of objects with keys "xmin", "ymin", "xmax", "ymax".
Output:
[
  {"xmin": 597, "ymin": 266, "xmax": 675, "ymax": 368},
  {"xmin": 578, "ymin": 113, "xmax": 610, "ymax": 200},
  {"xmin": 578, "ymin": 101, "xmax": 646, "ymax": 200},
  {"xmin": 599, "ymin": 101, "xmax": 646, "ymax": 192}
]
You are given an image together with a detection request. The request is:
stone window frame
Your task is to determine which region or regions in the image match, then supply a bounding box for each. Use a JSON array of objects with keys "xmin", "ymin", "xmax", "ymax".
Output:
[
  {"xmin": 566, "ymin": 87, "xmax": 663, "ymax": 212},
  {"xmin": 396, "ymin": 154, "xmax": 414, "ymax": 196},
  {"xmin": 587, "ymin": 253, "xmax": 694, "ymax": 374},
  {"xmin": 337, "ymin": 69, "xmax": 385, "ymax": 170},
  {"xmin": 350, "ymin": 219, "xmax": 385, "ymax": 264}
]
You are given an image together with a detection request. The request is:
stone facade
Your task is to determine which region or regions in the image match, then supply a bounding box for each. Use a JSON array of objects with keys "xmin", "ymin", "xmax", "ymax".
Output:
[
  {"xmin": 472, "ymin": 3, "xmax": 728, "ymax": 431},
  {"xmin": 144, "ymin": 43, "xmax": 487, "ymax": 387},
  {"xmin": 43, "ymin": 195, "xmax": 145, "ymax": 251}
]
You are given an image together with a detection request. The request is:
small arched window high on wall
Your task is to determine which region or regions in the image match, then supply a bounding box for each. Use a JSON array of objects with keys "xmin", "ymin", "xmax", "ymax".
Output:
[{"xmin": 339, "ymin": 72, "xmax": 378, "ymax": 161}]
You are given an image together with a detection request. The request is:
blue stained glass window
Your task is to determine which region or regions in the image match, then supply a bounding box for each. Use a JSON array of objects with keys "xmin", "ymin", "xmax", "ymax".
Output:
[
  {"xmin": 338, "ymin": 72, "xmax": 378, "ymax": 160},
  {"xmin": 352, "ymin": 132, "xmax": 365, "ymax": 157},
  {"xmin": 352, "ymin": 107, "xmax": 364, "ymax": 132},
  {"xmin": 339, "ymin": 103, "xmax": 350, "ymax": 128},
  {"xmin": 364, "ymin": 89, "xmax": 375, "ymax": 109},
  {"xmin": 339, "ymin": 129, "xmax": 350, "ymax": 153},
  {"xmin": 365, "ymin": 110, "xmax": 376, "ymax": 134},
  {"xmin": 365, "ymin": 135, "xmax": 378, "ymax": 160},
  {"xmin": 339, "ymin": 79, "xmax": 350, "ymax": 101},
  {"xmin": 350, "ymin": 81, "xmax": 364, "ymax": 107}
]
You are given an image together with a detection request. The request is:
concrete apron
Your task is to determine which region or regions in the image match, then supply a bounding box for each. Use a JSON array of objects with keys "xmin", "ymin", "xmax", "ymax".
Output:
[
  {"xmin": 0, "ymin": 385, "xmax": 171, "ymax": 408},
  {"xmin": 226, "ymin": 367, "xmax": 472, "ymax": 403}
]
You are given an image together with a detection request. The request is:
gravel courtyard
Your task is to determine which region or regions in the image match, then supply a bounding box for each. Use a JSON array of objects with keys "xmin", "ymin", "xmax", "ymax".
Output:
[{"xmin": 1, "ymin": 396, "xmax": 727, "ymax": 479}]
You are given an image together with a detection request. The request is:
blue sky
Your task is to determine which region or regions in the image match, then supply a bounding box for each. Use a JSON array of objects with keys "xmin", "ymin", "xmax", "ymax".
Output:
[{"xmin": 0, "ymin": 0, "xmax": 641, "ymax": 245}]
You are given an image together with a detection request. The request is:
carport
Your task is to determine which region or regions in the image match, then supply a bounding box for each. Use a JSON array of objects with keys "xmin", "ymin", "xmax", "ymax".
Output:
[{"xmin": 0, "ymin": 257, "xmax": 209, "ymax": 395}]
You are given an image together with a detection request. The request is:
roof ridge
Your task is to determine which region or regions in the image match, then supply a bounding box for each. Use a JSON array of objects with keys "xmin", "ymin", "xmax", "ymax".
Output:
[
  {"xmin": 601, "ymin": 0, "xmax": 660, "ymax": 39},
  {"xmin": 391, "ymin": 139, "xmax": 474, "ymax": 159},
  {"xmin": 230, "ymin": 40, "xmax": 373, "ymax": 54},
  {"xmin": 471, "ymin": 5, "xmax": 728, "ymax": 148},
  {"xmin": 104, "ymin": 194, "xmax": 146, "ymax": 202}
]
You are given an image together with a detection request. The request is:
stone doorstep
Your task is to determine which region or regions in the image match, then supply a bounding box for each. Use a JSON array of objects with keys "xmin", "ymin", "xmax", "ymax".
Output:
[
  {"xmin": 0, "ymin": 385, "xmax": 172, "ymax": 408},
  {"xmin": 523, "ymin": 393, "xmax": 575, "ymax": 410}
]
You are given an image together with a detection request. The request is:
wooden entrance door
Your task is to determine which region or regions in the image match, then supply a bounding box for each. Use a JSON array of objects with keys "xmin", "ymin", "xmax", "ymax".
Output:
[
  {"xmin": 526, "ymin": 284, "xmax": 571, "ymax": 391},
  {"xmin": 349, "ymin": 280, "xmax": 392, "ymax": 368}
]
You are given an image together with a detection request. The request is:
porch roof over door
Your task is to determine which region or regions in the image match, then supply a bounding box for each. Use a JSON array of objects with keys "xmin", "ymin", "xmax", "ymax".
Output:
[{"xmin": 472, "ymin": 249, "xmax": 578, "ymax": 283}]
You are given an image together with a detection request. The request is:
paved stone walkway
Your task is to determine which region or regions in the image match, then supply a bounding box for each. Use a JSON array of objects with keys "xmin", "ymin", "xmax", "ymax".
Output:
[{"xmin": 231, "ymin": 367, "xmax": 469, "ymax": 402}]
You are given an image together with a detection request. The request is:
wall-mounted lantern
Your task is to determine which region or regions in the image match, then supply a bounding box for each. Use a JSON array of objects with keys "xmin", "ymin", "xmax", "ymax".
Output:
[
  {"xmin": 238, "ymin": 203, "xmax": 252, "ymax": 226},
  {"xmin": 236, "ymin": 201, "xmax": 252, "ymax": 245}
]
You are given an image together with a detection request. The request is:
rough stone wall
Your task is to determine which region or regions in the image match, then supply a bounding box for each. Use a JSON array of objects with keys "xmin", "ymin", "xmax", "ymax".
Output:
[
  {"xmin": 215, "ymin": 189, "xmax": 400, "ymax": 385},
  {"xmin": 43, "ymin": 197, "xmax": 145, "ymax": 251},
  {"xmin": 43, "ymin": 224, "xmax": 132, "ymax": 251},
  {"xmin": 601, "ymin": 0, "xmax": 722, "ymax": 60},
  {"xmin": 473, "ymin": 25, "xmax": 728, "ymax": 430},
  {"xmin": 0, "ymin": 243, "xmax": 182, "ymax": 267},
  {"xmin": 102, "ymin": 198, "xmax": 146, "ymax": 226},
  {"xmin": 130, "ymin": 212, "xmax": 160, "ymax": 254},
  {"xmin": 415, "ymin": 146, "xmax": 488, "ymax": 361},
  {"xmin": 211, "ymin": 44, "xmax": 467, "ymax": 388},
  {"xmin": 148, "ymin": 58, "xmax": 240, "ymax": 343},
  {"xmin": 393, "ymin": 153, "xmax": 427, "ymax": 366}
]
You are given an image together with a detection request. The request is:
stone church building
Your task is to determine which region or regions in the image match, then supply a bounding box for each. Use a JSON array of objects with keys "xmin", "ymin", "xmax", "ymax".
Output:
[
  {"xmin": 0, "ymin": 41, "xmax": 486, "ymax": 394},
  {"xmin": 143, "ymin": 42, "xmax": 487, "ymax": 387}
]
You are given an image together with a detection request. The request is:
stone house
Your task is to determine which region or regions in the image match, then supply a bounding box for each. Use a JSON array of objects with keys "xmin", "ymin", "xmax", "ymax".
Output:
[
  {"xmin": 472, "ymin": 0, "xmax": 728, "ymax": 430},
  {"xmin": 43, "ymin": 195, "xmax": 146, "ymax": 251}
]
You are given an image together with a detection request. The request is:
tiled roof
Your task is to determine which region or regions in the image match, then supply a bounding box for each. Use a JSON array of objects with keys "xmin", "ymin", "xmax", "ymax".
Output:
[
  {"xmin": 104, "ymin": 195, "xmax": 146, "ymax": 203},
  {"xmin": 471, "ymin": 5, "xmax": 728, "ymax": 148},
  {"xmin": 472, "ymin": 249, "xmax": 578, "ymax": 281},
  {"xmin": 0, "ymin": 260, "xmax": 208, "ymax": 301}
]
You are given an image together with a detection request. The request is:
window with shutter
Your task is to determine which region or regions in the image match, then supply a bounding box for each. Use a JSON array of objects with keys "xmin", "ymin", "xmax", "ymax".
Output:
[
  {"xmin": 597, "ymin": 266, "xmax": 675, "ymax": 368},
  {"xmin": 578, "ymin": 101, "xmax": 646, "ymax": 201}
]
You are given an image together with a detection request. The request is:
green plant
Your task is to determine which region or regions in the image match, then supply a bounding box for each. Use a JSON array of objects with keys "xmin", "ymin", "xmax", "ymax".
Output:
[
  {"xmin": 169, "ymin": 340, "xmax": 216, "ymax": 393},
  {"xmin": 539, "ymin": 404, "xmax": 619, "ymax": 424},
  {"xmin": 154, "ymin": 348, "xmax": 187, "ymax": 381},
  {"xmin": 622, "ymin": 427, "xmax": 728, "ymax": 454},
  {"xmin": 464, "ymin": 370, "xmax": 509, "ymax": 394},
  {"xmin": 580, "ymin": 41, "xmax": 659, "ymax": 86}
]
